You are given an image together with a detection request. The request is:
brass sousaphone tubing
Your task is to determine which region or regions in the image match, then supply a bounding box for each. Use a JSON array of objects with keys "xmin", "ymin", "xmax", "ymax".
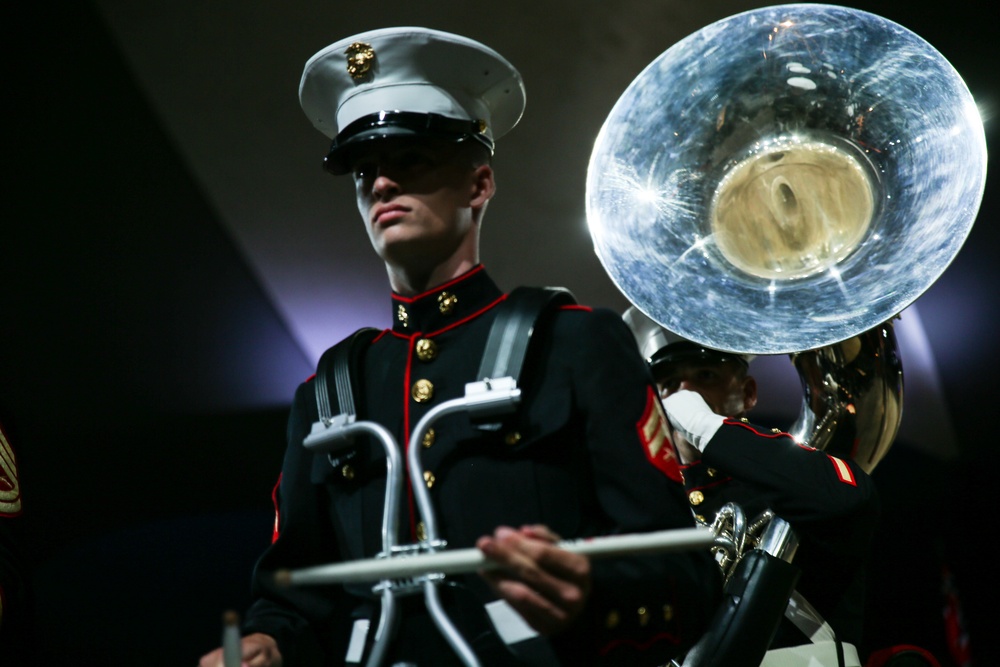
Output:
[{"xmin": 587, "ymin": 3, "xmax": 987, "ymax": 355}]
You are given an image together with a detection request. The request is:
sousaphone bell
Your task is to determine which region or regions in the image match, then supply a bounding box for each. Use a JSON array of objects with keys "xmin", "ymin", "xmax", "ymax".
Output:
[
  {"xmin": 587, "ymin": 3, "xmax": 987, "ymax": 473},
  {"xmin": 587, "ymin": 3, "xmax": 987, "ymax": 356}
]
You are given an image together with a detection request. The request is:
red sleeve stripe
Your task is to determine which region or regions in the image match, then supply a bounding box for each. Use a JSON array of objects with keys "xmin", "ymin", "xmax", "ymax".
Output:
[
  {"xmin": 828, "ymin": 455, "xmax": 857, "ymax": 486},
  {"xmin": 270, "ymin": 473, "xmax": 283, "ymax": 543}
]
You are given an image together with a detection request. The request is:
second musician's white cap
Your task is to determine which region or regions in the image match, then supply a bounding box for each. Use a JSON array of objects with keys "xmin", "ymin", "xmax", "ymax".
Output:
[{"xmin": 623, "ymin": 306, "xmax": 754, "ymax": 375}]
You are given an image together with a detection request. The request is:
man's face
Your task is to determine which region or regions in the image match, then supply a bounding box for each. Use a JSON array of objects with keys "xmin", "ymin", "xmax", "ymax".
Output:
[
  {"xmin": 657, "ymin": 358, "xmax": 757, "ymax": 418},
  {"xmin": 350, "ymin": 139, "xmax": 491, "ymax": 267}
]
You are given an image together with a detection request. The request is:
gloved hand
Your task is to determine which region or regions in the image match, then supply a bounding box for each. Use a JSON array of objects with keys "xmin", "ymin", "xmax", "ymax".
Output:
[{"xmin": 662, "ymin": 390, "xmax": 725, "ymax": 452}]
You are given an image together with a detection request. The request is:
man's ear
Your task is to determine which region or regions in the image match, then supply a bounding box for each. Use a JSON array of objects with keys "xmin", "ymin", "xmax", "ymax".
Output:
[
  {"xmin": 743, "ymin": 375, "xmax": 758, "ymax": 412},
  {"xmin": 470, "ymin": 164, "xmax": 495, "ymax": 209}
]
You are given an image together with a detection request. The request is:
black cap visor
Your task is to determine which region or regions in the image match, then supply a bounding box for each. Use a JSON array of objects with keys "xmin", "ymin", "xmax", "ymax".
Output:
[
  {"xmin": 324, "ymin": 111, "xmax": 493, "ymax": 175},
  {"xmin": 649, "ymin": 343, "xmax": 748, "ymax": 379}
]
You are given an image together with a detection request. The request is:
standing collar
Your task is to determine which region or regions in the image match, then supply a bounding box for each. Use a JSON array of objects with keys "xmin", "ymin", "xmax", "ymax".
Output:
[{"xmin": 390, "ymin": 265, "xmax": 503, "ymax": 334}]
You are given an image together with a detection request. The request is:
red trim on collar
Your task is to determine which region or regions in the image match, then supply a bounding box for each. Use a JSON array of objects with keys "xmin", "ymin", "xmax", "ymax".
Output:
[
  {"xmin": 391, "ymin": 265, "xmax": 486, "ymax": 303},
  {"xmin": 428, "ymin": 294, "xmax": 506, "ymax": 336},
  {"xmin": 384, "ymin": 294, "xmax": 506, "ymax": 340}
]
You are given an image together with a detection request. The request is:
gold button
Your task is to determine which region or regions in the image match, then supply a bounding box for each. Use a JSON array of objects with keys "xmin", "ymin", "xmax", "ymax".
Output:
[
  {"xmin": 411, "ymin": 379, "xmax": 434, "ymax": 403},
  {"xmin": 415, "ymin": 338, "xmax": 438, "ymax": 362},
  {"xmin": 707, "ymin": 468, "xmax": 717, "ymax": 478},
  {"xmin": 437, "ymin": 291, "xmax": 458, "ymax": 314},
  {"xmin": 341, "ymin": 465, "xmax": 355, "ymax": 480},
  {"xmin": 695, "ymin": 514, "xmax": 706, "ymax": 523},
  {"xmin": 397, "ymin": 304, "xmax": 409, "ymax": 328},
  {"xmin": 688, "ymin": 490, "xmax": 704, "ymax": 506},
  {"xmin": 771, "ymin": 428, "xmax": 781, "ymax": 434},
  {"xmin": 416, "ymin": 522, "xmax": 427, "ymax": 542},
  {"xmin": 423, "ymin": 471, "xmax": 435, "ymax": 488},
  {"xmin": 422, "ymin": 428, "xmax": 436, "ymax": 448},
  {"xmin": 663, "ymin": 604, "xmax": 674, "ymax": 622},
  {"xmin": 605, "ymin": 610, "xmax": 620, "ymax": 629},
  {"xmin": 637, "ymin": 606, "xmax": 650, "ymax": 627},
  {"xmin": 740, "ymin": 417, "xmax": 749, "ymax": 423},
  {"xmin": 504, "ymin": 431, "xmax": 522, "ymax": 446}
]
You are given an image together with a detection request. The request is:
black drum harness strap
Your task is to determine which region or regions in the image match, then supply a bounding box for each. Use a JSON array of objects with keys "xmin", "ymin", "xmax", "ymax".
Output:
[{"xmin": 303, "ymin": 286, "xmax": 575, "ymax": 667}]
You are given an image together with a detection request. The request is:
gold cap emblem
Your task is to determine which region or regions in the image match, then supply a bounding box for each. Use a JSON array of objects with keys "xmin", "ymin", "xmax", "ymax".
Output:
[{"xmin": 345, "ymin": 42, "xmax": 375, "ymax": 80}]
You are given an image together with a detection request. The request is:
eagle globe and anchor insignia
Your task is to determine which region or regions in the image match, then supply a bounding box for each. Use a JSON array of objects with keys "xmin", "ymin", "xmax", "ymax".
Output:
[
  {"xmin": 345, "ymin": 41, "xmax": 375, "ymax": 80},
  {"xmin": 0, "ymin": 424, "xmax": 21, "ymax": 516}
]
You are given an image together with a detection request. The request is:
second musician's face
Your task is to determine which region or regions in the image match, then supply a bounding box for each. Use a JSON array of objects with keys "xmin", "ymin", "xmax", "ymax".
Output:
[
  {"xmin": 350, "ymin": 139, "xmax": 489, "ymax": 266},
  {"xmin": 657, "ymin": 359, "xmax": 757, "ymax": 418}
]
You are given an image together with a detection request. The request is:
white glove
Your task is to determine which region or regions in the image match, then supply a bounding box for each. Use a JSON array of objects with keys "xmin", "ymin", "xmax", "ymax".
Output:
[{"xmin": 662, "ymin": 390, "xmax": 725, "ymax": 453}]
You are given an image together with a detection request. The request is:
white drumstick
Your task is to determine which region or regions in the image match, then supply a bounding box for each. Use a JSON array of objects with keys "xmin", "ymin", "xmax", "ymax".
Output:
[
  {"xmin": 222, "ymin": 610, "xmax": 242, "ymax": 667},
  {"xmin": 276, "ymin": 527, "xmax": 714, "ymax": 586}
]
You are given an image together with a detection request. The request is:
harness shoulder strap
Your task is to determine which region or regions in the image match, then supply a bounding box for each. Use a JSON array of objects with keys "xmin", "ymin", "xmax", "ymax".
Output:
[
  {"xmin": 476, "ymin": 286, "xmax": 576, "ymax": 384},
  {"xmin": 315, "ymin": 286, "xmax": 574, "ymax": 424},
  {"xmin": 314, "ymin": 327, "xmax": 381, "ymax": 423}
]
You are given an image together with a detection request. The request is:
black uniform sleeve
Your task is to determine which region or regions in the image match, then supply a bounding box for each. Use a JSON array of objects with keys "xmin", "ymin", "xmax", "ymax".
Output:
[
  {"xmin": 241, "ymin": 380, "xmax": 350, "ymax": 665},
  {"xmin": 540, "ymin": 307, "xmax": 723, "ymax": 665},
  {"xmin": 698, "ymin": 420, "xmax": 877, "ymax": 525}
]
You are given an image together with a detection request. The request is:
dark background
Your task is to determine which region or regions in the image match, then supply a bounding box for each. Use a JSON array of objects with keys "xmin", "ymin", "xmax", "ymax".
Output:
[{"xmin": 5, "ymin": 1, "xmax": 997, "ymax": 665}]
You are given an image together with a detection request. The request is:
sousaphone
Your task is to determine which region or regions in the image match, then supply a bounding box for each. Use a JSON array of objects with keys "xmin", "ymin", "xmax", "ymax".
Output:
[{"xmin": 587, "ymin": 3, "xmax": 987, "ymax": 471}]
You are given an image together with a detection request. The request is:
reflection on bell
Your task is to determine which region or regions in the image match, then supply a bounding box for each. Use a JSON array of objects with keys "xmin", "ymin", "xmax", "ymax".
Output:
[
  {"xmin": 587, "ymin": 3, "xmax": 987, "ymax": 355},
  {"xmin": 711, "ymin": 135, "xmax": 875, "ymax": 281}
]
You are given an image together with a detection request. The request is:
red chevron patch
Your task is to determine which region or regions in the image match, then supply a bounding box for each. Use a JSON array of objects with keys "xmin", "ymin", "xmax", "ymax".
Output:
[{"xmin": 637, "ymin": 386, "xmax": 682, "ymax": 483}]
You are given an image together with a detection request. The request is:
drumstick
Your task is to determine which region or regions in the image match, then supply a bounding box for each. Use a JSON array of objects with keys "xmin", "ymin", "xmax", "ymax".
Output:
[
  {"xmin": 275, "ymin": 527, "xmax": 715, "ymax": 586},
  {"xmin": 222, "ymin": 609, "xmax": 242, "ymax": 667}
]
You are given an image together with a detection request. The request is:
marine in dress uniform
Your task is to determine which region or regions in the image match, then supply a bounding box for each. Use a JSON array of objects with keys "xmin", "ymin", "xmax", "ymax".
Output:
[
  {"xmin": 210, "ymin": 27, "xmax": 722, "ymax": 667},
  {"xmin": 625, "ymin": 307, "xmax": 879, "ymax": 666}
]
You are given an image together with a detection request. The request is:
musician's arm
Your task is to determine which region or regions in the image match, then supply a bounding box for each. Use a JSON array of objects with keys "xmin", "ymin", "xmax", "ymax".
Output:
[
  {"xmin": 198, "ymin": 633, "xmax": 282, "ymax": 667},
  {"xmin": 476, "ymin": 524, "xmax": 591, "ymax": 636},
  {"xmin": 483, "ymin": 308, "xmax": 722, "ymax": 663},
  {"xmin": 238, "ymin": 379, "xmax": 349, "ymax": 663}
]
